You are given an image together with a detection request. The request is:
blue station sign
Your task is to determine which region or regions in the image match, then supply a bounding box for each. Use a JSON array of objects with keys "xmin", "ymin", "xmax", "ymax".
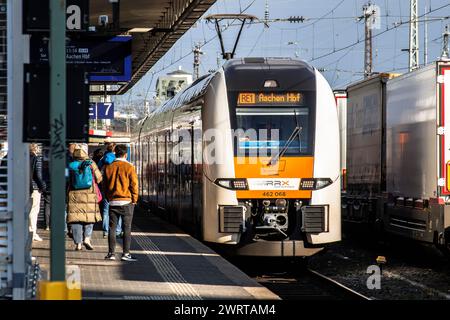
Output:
[
  {"xmin": 30, "ymin": 35, "xmax": 132, "ymax": 82},
  {"xmin": 89, "ymin": 102, "xmax": 115, "ymax": 120}
]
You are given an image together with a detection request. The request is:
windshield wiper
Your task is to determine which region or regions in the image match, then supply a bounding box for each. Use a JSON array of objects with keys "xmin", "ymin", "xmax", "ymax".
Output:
[{"xmin": 268, "ymin": 126, "xmax": 302, "ymax": 166}]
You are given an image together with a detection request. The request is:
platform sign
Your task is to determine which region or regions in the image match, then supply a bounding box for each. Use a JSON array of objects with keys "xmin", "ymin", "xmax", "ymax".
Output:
[
  {"xmin": 23, "ymin": 0, "xmax": 89, "ymax": 33},
  {"xmin": 89, "ymin": 102, "xmax": 115, "ymax": 120},
  {"xmin": 23, "ymin": 65, "xmax": 90, "ymax": 142},
  {"xmin": 30, "ymin": 35, "xmax": 132, "ymax": 82}
]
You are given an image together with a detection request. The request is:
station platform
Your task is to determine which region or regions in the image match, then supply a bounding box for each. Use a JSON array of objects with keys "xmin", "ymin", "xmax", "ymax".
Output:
[{"xmin": 32, "ymin": 208, "xmax": 279, "ymax": 300}]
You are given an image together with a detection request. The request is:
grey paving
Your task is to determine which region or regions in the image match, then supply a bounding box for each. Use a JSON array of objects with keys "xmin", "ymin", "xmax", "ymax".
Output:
[{"xmin": 32, "ymin": 209, "xmax": 279, "ymax": 300}]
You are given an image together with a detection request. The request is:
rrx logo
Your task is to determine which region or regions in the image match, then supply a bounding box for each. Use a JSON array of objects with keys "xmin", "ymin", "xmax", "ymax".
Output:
[{"xmin": 257, "ymin": 180, "xmax": 290, "ymax": 187}]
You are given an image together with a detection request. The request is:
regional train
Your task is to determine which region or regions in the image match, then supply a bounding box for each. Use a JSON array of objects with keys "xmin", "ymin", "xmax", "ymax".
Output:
[{"xmin": 131, "ymin": 58, "xmax": 341, "ymax": 257}]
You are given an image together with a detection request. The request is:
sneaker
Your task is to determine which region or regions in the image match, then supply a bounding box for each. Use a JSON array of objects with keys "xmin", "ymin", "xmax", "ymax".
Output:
[
  {"xmin": 33, "ymin": 234, "xmax": 43, "ymax": 242},
  {"xmin": 83, "ymin": 238, "xmax": 94, "ymax": 250},
  {"xmin": 103, "ymin": 232, "xmax": 108, "ymax": 239},
  {"xmin": 116, "ymin": 232, "xmax": 123, "ymax": 239},
  {"xmin": 75, "ymin": 243, "xmax": 82, "ymax": 251},
  {"xmin": 45, "ymin": 227, "xmax": 50, "ymax": 231},
  {"xmin": 121, "ymin": 253, "xmax": 137, "ymax": 262},
  {"xmin": 105, "ymin": 253, "xmax": 116, "ymax": 260}
]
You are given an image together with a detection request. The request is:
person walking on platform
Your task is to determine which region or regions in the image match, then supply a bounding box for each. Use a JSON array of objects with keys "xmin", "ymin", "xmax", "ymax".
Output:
[
  {"xmin": 92, "ymin": 148, "xmax": 104, "ymax": 166},
  {"xmin": 67, "ymin": 148, "xmax": 103, "ymax": 251},
  {"xmin": 98, "ymin": 142, "xmax": 122, "ymax": 239},
  {"xmin": 42, "ymin": 148, "xmax": 51, "ymax": 230},
  {"xmin": 103, "ymin": 144, "xmax": 138, "ymax": 261},
  {"xmin": 29, "ymin": 144, "xmax": 46, "ymax": 242},
  {"xmin": 65, "ymin": 143, "xmax": 80, "ymax": 237}
]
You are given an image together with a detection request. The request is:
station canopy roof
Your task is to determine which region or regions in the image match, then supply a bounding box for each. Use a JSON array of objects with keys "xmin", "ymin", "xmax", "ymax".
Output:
[{"xmin": 90, "ymin": 0, "xmax": 216, "ymax": 94}]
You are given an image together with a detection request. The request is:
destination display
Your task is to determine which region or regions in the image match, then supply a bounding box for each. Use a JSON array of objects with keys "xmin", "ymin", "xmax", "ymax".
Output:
[
  {"xmin": 30, "ymin": 35, "xmax": 132, "ymax": 82},
  {"xmin": 237, "ymin": 92, "xmax": 305, "ymax": 106}
]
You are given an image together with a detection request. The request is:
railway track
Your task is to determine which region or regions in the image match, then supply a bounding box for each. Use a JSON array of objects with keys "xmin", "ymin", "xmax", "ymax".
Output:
[
  {"xmin": 228, "ymin": 256, "xmax": 371, "ymax": 300},
  {"xmin": 255, "ymin": 268, "xmax": 371, "ymax": 300}
]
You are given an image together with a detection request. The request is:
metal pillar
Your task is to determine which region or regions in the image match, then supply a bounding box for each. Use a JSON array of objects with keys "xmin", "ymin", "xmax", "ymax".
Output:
[
  {"xmin": 443, "ymin": 25, "xmax": 450, "ymax": 59},
  {"xmin": 409, "ymin": 0, "xmax": 419, "ymax": 71},
  {"xmin": 193, "ymin": 43, "xmax": 203, "ymax": 80},
  {"xmin": 49, "ymin": 0, "xmax": 66, "ymax": 282},
  {"xmin": 363, "ymin": 3, "xmax": 374, "ymax": 78},
  {"xmin": 264, "ymin": 0, "xmax": 269, "ymax": 27},
  {"xmin": 424, "ymin": 5, "xmax": 429, "ymax": 65},
  {"xmin": 8, "ymin": 0, "xmax": 29, "ymax": 300}
]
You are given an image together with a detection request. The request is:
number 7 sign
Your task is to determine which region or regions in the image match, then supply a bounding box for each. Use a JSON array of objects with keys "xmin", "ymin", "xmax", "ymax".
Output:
[{"xmin": 90, "ymin": 102, "xmax": 115, "ymax": 120}]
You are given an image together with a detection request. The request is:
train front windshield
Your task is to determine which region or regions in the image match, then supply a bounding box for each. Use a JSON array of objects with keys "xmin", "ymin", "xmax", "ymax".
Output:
[{"xmin": 235, "ymin": 107, "xmax": 312, "ymax": 156}]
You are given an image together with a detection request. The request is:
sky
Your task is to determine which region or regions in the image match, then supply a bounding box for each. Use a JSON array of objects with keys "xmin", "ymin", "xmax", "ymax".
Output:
[{"xmin": 115, "ymin": 0, "xmax": 450, "ymax": 107}]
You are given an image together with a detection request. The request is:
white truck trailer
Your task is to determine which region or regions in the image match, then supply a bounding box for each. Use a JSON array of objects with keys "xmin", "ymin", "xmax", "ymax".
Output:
[
  {"xmin": 385, "ymin": 60, "xmax": 450, "ymax": 246},
  {"xmin": 344, "ymin": 60, "xmax": 450, "ymax": 249}
]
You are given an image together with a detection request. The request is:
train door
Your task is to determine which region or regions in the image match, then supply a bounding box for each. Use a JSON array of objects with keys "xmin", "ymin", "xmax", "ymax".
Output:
[
  {"xmin": 334, "ymin": 90, "xmax": 347, "ymax": 191},
  {"xmin": 168, "ymin": 128, "xmax": 177, "ymax": 223},
  {"xmin": 145, "ymin": 137, "xmax": 151, "ymax": 203},
  {"xmin": 139, "ymin": 140, "xmax": 144, "ymax": 200},
  {"xmin": 149, "ymin": 135, "xmax": 158, "ymax": 209},
  {"xmin": 157, "ymin": 132, "xmax": 167, "ymax": 213},
  {"xmin": 192, "ymin": 113, "xmax": 203, "ymax": 238},
  {"xmin": 172, "ymin": 104, "xmax": 200, "ymax": 231}
]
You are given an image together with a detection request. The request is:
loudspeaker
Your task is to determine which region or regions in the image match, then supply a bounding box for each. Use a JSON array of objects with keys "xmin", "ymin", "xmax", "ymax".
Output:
[{"xmin": 23, "ymin": 64, "xmax": 90, "ymax": 142}]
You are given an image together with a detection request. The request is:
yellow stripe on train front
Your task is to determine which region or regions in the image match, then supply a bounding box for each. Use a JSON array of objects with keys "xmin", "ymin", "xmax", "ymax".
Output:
[{"xmin": 234, "ymin": 157, "xmax": 314, "ymax": 199}]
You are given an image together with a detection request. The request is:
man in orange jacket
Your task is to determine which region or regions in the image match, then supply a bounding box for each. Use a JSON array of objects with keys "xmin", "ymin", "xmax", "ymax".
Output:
[{"xmin": 103, "ymin": 144, "xmax": 139, "ymax": 261}]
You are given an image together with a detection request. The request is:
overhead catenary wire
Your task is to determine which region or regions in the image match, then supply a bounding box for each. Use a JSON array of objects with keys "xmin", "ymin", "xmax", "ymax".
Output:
[
  {"xmin": 308, "ymin": 3, "xmax": 450, "ymax": 63},
  {"xmin": 150, "ymin": 0, "xmax": 257, "ymax": 74},
  {"xmin": 133, "ymin": 1, "xmax": 450, "ymax": 99},
  {"xmin": 133, "ymin": 0, "xmax": 258, "ymax": 97}
]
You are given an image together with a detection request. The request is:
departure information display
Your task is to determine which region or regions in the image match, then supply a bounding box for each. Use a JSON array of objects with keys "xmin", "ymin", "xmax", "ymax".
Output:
[{"xmin": 237, "ymin": 92, "xmax": 305, "ymax": 106}]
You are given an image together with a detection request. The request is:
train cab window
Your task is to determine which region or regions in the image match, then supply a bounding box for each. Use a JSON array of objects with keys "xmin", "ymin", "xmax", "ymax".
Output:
[{"xmin": 235, "ymin": 107, "xmax": 312, "ymax": 156}]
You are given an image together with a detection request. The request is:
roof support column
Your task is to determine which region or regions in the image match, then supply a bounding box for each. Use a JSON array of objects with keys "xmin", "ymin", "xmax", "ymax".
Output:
[{"xmin": 49, "ymin": 0, "xmax": 66, "ymax": 282}]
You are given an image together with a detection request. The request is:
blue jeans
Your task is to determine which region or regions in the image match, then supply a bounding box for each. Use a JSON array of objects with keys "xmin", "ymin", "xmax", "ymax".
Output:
[
  {"xmin": 64, "ymin": 210, "xmax": 68, "ymax": 233},
  {"xmin": 102, "ymin": 199, "xmax": 122, "ymax": 235},
  {"xmin": 71, "ymin": 223, "xmax": 93, "ymax": 244}
]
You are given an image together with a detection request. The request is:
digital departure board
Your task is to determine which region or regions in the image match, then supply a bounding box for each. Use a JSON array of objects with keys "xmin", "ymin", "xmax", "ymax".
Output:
[{"xmin": 237, "ymin": 92, "xmax": 305, "ymax": 106}]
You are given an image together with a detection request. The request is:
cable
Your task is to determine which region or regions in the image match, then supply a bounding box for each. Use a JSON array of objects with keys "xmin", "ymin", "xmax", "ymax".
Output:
[
  {"xmin": 148, "ymin": 0, "xmax": 258, "ymax": 76},
  {"xmin": 308, "ymin": 3, "xmax": 450, "ymax": 63},
  {"xmin": 247, "ymin": 27, "xmax": 265, "ymax": 56}
]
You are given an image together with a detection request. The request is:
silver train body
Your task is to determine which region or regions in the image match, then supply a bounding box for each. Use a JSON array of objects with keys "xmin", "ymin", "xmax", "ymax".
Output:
[
  {"xmin": 343, "ymin": 60, "xmax": 450, "ymax": 249},
  {"xmin": 131, "ymin": 58, "xmax": 341, "ymax": 256}
]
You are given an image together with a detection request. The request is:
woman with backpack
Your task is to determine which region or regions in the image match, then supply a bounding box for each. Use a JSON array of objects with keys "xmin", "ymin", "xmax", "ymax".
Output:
[{"xmin": 67, "ymin": 148, "xmax": 103, "ymax": 251}]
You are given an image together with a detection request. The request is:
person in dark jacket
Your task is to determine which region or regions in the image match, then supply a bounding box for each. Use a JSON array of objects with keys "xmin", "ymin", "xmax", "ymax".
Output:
[
  {"xmin": 29, "ymin": 144, "xmax": 46, "ymax": 242},
  {"xmin": 99, "ymin": 143, "xmax": 122, "ymax": 238},
  {"xmin": 92, "ymin": 148, "xmax": 104, "ymax": 166},
  {"xmin": 42, "ymin": 147, "xmax": 51, "ymax": 230}
]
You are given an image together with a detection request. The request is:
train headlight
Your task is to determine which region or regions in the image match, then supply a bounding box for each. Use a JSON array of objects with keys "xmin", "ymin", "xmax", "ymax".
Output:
[
  {"xmin": 315, "ymin": 178, "xmax": 333, "ymax": 190},
  {"xmin": 299, "ymin": 178, "xmax": 333, "ymax": 190},
  {"xmin": 215, "ymin": 178, "xmax": 249, "ymax": 190},
  {"xmin": 264, "ymin": 80, "xmax": 279, "ymax": 88},
  {"xmin": 275, "ymin": 199, "xmax": 287, "ymax": 207},
  {"xmin": 300, "ymin": 179, "xmax": 315, "ymax": 190}
]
